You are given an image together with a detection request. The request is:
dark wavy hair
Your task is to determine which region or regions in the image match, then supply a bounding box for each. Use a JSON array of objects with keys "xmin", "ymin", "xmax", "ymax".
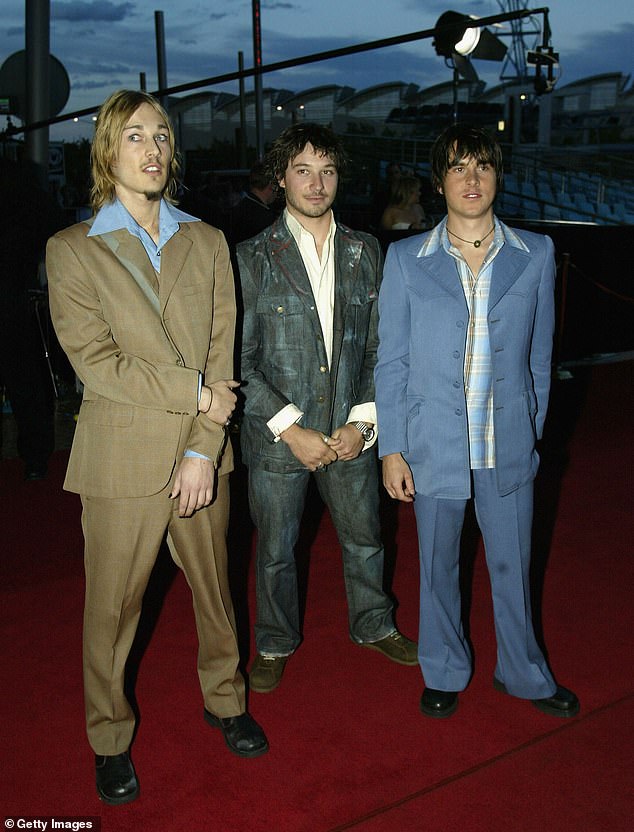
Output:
[
  {"xmin": 265, "ymin": 122, "xmax": 349, "ymax": 185},
  {"xmin": 90, "ymin": 89, "xmax": 180, "ymax": 211},
  {"xmin": 430, "ymin": 123, "xmax": 503, "ymax": 193}
]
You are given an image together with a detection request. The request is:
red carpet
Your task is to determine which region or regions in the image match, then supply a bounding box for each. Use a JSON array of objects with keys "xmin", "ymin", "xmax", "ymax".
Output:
[{"xmin": 1, "ymin": 362, "xmax": 632, "ymax": 831}]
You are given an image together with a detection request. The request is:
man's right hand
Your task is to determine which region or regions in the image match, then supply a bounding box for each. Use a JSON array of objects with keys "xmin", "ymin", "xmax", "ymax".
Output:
[
  {"xmin": 382, "ymin": 453, "xmax": 415, "ymax": 502},
  {"xmin": 280, "ymin": 424, "xmax": 338, "ymax": 471},
  {"xmin": 199, "ymin": 380, "xmax": 239, "ymax": 425}
]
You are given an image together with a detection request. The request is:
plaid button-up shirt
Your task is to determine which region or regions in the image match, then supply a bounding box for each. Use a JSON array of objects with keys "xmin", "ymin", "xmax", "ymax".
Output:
[{"xmin": 417, "ymin": 218, "xmax": 529, "ymax": 469}]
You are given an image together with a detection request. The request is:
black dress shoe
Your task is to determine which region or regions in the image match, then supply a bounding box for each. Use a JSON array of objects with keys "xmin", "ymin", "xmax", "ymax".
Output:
[
  {"xmin": 204, "ymin": 709, "xmax": 269, "ymax": 757},
  {"xmin": 24, "ymin": 466, "xmax": 47, "ymax": 481},
  {"xmin": 493, "ymin": 678, "xmax": 580, "ymax": 718},
  {"xmin": 420, "ymin": 687, "xmax": 459, "ymax": 718},
  {"xmin": 95, "ymin": 752, "xmax": 139, "ymax": 805}
]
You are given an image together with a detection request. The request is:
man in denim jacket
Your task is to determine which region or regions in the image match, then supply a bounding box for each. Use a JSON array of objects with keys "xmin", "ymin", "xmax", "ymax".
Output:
[{"xmin": 236, "ymin": 124, "xmax": 416, "ymax": 692}]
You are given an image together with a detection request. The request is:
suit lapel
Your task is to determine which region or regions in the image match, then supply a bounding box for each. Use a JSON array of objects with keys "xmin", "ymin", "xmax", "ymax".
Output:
[
  {"xmin": 101, "ymin": 231, "xmax": 160, "ymax": 313},
  {"xmin": 408, "ymin": 235, "xmax": 532, "ymax": 311},
  {"xmin": 414, "ymin": 246, "xmax": 465, "ymax": 303},
  {"xmin": 331, "ymin": 230, "xmax": 364, "ymax": 371},
  {"xmin": 158, "ymin": 225, "xmax": 194, "ymax": 312},
  {"xmin": 488, "ymin": 243, "xmax": 531, "ymax": 311},
  {"xmin": 270, "ymin": 223, "xmax": 315, "ymax": 312}
]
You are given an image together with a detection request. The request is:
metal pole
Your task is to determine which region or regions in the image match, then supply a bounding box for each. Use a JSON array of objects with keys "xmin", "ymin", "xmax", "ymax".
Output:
[
  {"xmin": 537, "ymin": 91, "xmax": 552, "ymax": 146},
  {"xmin": 238, "ymin": 51, "xmax": 248, "ymax": 167},
  {"xmin": 12, "ymin": 7, "xmax": 556, "ymax": 135},
  {"xmin": 25, "ymin": 0, "xmax": 50, "ymax": 189},
  {"xmin": 252, "ymin": 0, "xmax": 264, "ymax": 158},
  {"xmin": 155, "ymin": 10, "xmax": 168, "ymax": 108},
  {"xmin": 452, "ymin": 67, "xmax": 459, "ymax": 124},
  {"xmin": 140, "ymin": 72, "xmax": 147, "ymax": 91}
]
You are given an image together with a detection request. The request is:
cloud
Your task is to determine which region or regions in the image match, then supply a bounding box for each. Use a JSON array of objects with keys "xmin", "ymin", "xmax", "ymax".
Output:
[
  {"xmin": 52, "ymin": 1, "xmax": 136, "ymax": 23},
  {"xmin": 264, "ymin": 3, "xmax": 297, "ymax": 9},
  {"xmin": 72, "ymin": 78, "xmax": 123, "ymax": 91},
  {"xmin": 557, "ymin": 23, "xmax": 634, "ymax": 83}
]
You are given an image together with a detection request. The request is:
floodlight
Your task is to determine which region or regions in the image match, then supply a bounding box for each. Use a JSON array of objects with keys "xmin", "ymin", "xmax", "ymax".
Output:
[{"xmin": 433, "ymin": 11, "xmax": 507, "ymax": 62}]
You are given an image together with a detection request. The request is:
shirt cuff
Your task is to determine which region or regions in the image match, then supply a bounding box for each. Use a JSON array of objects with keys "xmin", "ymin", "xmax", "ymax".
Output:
[
  {"xmin": 347, "ymin": 402, "xmax": 378, "ymax": 450},
  {"xmin": 267, "ymin": 403, "xmax": 304, "ymax": 443},
  {"xmin": 184, "ymin": 449, "xmax": 211, "ymax": 461}
]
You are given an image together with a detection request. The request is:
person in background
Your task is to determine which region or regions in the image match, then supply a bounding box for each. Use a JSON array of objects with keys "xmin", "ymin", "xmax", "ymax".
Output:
[
  {"xmin": 374, "ymin": 123, "xmax": 579, "ymax": 721},
  {"xmin": 236, "ymin": 123, "xmax": 418, "ymax": 694},
  {"xmin": 0, "ymin": 158, "xmax": 66, "ymax": 479},
  {"xmin": 380, "ymin": 174, "xmax": 427, "ymax": 231},
  {"xmin": 46, "ymin": 89, "xmax": 268, "ymax": 806},
  {"xmin": 227, "ymin": 160, "xmax": 280, "ymax": 246}
]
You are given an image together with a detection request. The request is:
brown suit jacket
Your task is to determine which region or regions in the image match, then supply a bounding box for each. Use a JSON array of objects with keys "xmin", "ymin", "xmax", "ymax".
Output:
[{"xmin": 46, "ymin": 217, "xmax": 235, "ymax": 498}]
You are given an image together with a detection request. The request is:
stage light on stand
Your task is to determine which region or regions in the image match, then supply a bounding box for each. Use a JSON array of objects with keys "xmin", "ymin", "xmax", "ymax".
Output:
[{"xmin": 433, "ymin": 10, "xmax": 507, "ymax": 123}]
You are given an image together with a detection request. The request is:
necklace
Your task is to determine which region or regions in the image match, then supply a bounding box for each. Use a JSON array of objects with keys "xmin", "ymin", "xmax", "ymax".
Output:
[{"xmin": 447, "ymin": 224, "xmax": 494, "ymax": 248}]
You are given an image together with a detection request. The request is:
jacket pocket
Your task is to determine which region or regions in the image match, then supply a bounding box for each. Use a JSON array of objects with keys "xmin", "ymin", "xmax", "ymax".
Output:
[
  {"xmin": 79, "ymin": 399, "xmax": 134, "ymax": 427},
  {"xmin": 256, "ymin": 294, "xmax": 306, "ymax": 350}
]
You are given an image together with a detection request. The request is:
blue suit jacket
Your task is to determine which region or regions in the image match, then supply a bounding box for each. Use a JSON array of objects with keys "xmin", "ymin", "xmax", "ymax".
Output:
[
  {"xmin": 237, "ymin": 215, "xmax": 383, "ymax": 472},
  {"xmin": 374, "ymin": 222, "xmax": 555, "ymax": 498}
]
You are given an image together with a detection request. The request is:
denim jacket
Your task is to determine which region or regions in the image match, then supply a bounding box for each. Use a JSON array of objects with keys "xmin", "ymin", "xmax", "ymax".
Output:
[{"xmin": 236, "ymin": 215, "xmax": 383, "ymax": 472}]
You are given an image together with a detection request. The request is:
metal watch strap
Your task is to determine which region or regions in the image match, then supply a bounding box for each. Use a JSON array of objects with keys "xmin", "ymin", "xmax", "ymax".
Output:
[{"xmin": 353, "ymin": 421, "xmax": 375, "ymax": 441}]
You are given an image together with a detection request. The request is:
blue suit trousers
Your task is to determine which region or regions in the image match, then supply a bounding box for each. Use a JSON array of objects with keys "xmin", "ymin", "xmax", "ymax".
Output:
[{"xmin": 413, "ymin": 467, "xmax": 556, "ymax": 698}]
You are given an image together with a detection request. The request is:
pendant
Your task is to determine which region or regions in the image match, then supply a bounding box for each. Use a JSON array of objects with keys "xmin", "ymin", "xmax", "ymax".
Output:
[{"xmin": 474, "ymin": 240, "xmax": 481, "ymax": 248}]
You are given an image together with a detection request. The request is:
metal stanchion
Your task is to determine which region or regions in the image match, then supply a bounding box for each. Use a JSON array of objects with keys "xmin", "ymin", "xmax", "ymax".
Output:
[
  {"xmin": 28, "ymin": 288, "xmax": 59, "ymax": 398},
  {"xmin": 555, "ymin": 252, "xmax": 572, "ymax": 380}
]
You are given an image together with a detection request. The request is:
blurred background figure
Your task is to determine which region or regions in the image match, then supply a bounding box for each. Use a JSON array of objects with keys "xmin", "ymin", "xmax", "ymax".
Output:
[
  {"xmin": 226, "ymin": 161, "xmax": 280, "ymax": 246},
  {"xmin": 380, "ymin": 174, "xmax": 427, "ymax": 231},
  {"xmin": 0, "ymin": 158, "xmax": 66, "ymax": 479}
]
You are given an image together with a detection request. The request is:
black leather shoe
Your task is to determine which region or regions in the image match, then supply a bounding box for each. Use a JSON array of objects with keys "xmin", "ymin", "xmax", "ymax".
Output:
[
  {"xmin": 25, "ymin": 466, "xmax": 47, "ymax": 481},
  {"xmin": 204, "ymin": 710, "xmax": 269, "ymax": 757},
  {"xmin": 493, "ymin": 678, "xmax": 580, "ymax": 718},
  {"xmin": 95, "ymin": 752, "xmax": 139, "ymax": 805},
  {"xmin": 420, "ymin": 687, "xmax": 459, "ymax": 718}
]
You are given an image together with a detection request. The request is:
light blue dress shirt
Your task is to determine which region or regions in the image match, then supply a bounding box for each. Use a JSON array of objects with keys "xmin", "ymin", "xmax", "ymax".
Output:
[{"xmin": 88, "ymin": 197, "xmax": 199, "ymax": 272}]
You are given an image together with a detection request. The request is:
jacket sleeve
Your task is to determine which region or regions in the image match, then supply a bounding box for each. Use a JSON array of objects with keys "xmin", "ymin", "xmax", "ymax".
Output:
[
  {"xmin": 186, "ymin": 228, "xmax": 237, "ymax": 462},
  {"xmin": 353, "ymin": 235, "xmax": 383, "ymax": 407},
  {"xmin": 530, "ymin": 234, "xmax": 556, "ymax": 439},
  {"xmin": 374, "ymin": 241, "xmax": 411, "ymax": 457},
  {"xmin": 236, "ymin": 244, "xmax": 296, "ymax": 436}
]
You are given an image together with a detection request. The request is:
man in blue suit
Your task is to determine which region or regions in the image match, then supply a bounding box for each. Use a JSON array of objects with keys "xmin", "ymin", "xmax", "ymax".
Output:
[
  {"xmin": 237, "ymin": 124, "xmax": 417, "ymax": 693},
  {"xmin": 375, "ymin": 124, "xmax": 579, "ymax": 719}
]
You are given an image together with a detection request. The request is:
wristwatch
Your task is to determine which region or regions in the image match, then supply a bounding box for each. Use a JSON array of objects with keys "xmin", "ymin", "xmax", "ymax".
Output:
[{"xmin": 353, "ymin": 421, "xmax": 375, "ymax": 442}]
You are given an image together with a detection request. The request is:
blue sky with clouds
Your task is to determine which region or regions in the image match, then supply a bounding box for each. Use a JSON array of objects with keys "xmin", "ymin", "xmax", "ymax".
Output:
[{"xmin": 2, "ymin": 0, "xmax": 632, "ymax": 138}]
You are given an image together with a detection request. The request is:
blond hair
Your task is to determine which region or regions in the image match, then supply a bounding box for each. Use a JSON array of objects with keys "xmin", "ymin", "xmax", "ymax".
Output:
[{"xmin": 90, "ymin": 90, "xmax": 180, "ymax": 211}]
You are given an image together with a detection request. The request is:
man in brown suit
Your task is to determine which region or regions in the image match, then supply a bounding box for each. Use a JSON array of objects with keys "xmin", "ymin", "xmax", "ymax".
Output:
[{"xmin": 46, "ymin": 90, "xmax": 268, "ymax": 806}]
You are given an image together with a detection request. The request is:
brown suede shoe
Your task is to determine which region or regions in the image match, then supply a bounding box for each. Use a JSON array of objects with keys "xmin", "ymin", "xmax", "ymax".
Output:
[
  {"xmin": 358, "ymin": 630, "xmax": 418, "ymax": 666},
  {"xmin": 249, "ymin": 654, "xmax": 289, "ymax": 693}
]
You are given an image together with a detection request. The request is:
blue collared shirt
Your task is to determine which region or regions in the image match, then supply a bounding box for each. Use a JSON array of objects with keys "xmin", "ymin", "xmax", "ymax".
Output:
[{"xmin": 88, "ymin": 197, "xmax": 199, "ymax": 272}]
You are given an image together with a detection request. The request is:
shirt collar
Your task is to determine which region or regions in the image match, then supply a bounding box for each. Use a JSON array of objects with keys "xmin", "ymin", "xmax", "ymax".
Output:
[
  {"xmin": 284, "ymin": 207, "xmax": 336, "ymax": 248},
  {"xmin": 416, "ymin": 216, "xmax": 529, "ymax": 258},
  {"xmin": 88, "ymin": 197, "xmax": 200, "ymax": 246}
]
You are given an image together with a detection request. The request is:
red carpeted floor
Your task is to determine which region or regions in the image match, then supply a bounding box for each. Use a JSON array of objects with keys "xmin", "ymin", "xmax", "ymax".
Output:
[{"xmin": 1, "ymin": 362, "xmax": 632, "ymax": 831}]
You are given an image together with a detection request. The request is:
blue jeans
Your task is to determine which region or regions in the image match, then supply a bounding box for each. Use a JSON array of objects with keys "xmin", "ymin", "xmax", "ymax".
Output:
[{"xmin": 248, "ymin": 451, "xmax": 395, "ymax": 656}]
